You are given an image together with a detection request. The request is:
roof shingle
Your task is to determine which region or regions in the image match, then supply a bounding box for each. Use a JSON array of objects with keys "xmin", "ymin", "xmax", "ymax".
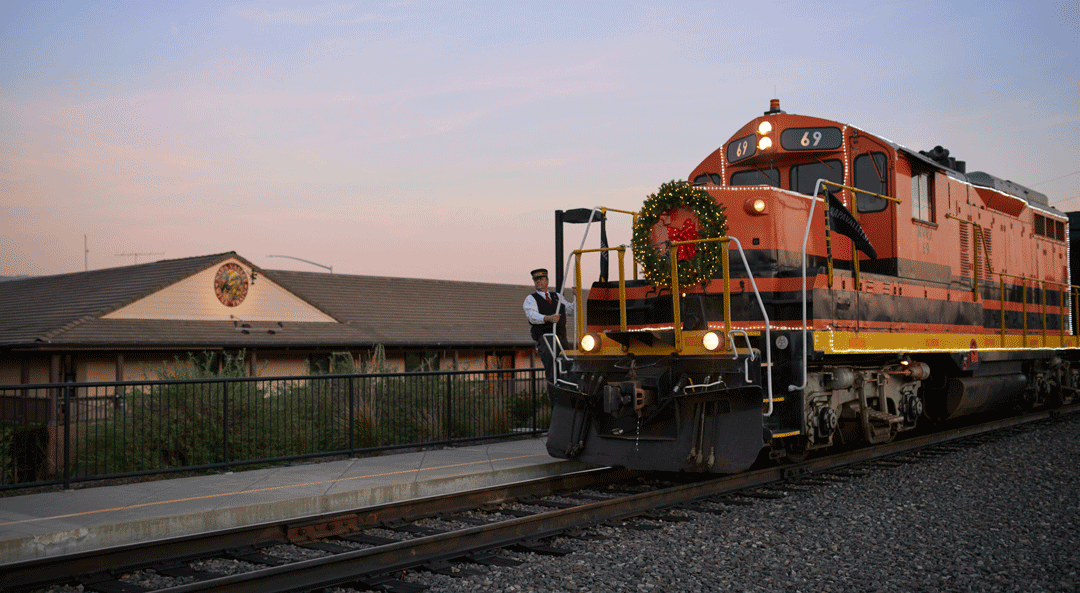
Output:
[{"xmin": 1, "ymin": 254, "xmax": 539, "ymax": 350}]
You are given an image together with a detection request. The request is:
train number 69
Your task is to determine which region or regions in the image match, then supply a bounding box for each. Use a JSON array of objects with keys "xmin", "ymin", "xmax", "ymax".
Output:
[{"xmin": 800, "ymin": 131, "xmax": 823, "ymax": 147}]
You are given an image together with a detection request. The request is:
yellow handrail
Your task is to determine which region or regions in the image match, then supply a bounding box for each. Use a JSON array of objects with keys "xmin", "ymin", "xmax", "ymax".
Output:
[
  {"xmin": 669, "ymin": 253, "xmax": 682, "ymax": 347},
  {"xmin": 817, "ymin": 180, "xmax": 901, "ymax": 290},
  {"xmin": 667, "ymin": 236, "xmax": 733, "ymax": 352},
  {"xmin": 572, "ymin": 245, "xmax": 630, "ymax": 341},
  {"xmin": 1023, "ymin": 278, "xmax": 1028, "ymax": 343},
  {"xmin": 1000, "ymin": 276, "xmax": 1006, "ymax": 342},
  {"xmin": 945, "ymin": 214, "xmax": 993, "ymax": 298},
  {"xmin": 946, "ymin": 213, "xmax": 1078, "ymax": 344},
  {"xmin": 572, "ymin": 236, "xmax": 736, "ymax": 354},
  {"xmin": 985, "ymin": 268, "xmax": 1076, "ymax": 346}
]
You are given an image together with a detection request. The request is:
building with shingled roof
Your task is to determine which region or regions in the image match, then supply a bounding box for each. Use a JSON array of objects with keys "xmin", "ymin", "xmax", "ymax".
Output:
[{"xmin": 0, "ymin": 253, "xmax": 546, "ymax": 384}]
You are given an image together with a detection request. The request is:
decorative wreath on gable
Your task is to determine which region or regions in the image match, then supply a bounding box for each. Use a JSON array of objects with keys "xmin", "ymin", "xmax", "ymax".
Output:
[{"xmin": 632, "ymin": 180, "xmax": 728, "ymax": 288}]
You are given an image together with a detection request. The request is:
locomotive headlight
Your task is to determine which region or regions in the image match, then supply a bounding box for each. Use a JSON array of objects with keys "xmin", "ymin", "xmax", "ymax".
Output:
[
  {"xmin": 757, "ymin": 136, "xmax": 773, "ymax": 151},
  {"xmin": 744, "ymin": 197, "xmax": 767, "ymax": 215},
  {"xmin": 580, "ymin": 333, "xmax": 602, "ymax": 352},
  {"xmin": 757, "ymin": 120, "xmax": 773, "ymax": 135},
  {"xmin": 702, "ymin": 331, "xmax": 723, "ymax": 351}
]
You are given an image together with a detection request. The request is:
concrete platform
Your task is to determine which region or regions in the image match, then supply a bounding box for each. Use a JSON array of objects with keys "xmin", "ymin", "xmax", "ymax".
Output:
[{"xmin": 0, "ymin": 437, "xmax": 590, "ymax": 565}]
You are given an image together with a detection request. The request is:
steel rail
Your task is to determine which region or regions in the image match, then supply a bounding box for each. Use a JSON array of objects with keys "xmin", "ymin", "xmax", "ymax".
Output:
[
  {"xmin": 154, "ymin": 408, "xmax": 1073, "ymax": 593},
  {"xmin": 0, "ymin": 467, "xmax": 637, "ymax": 591}
]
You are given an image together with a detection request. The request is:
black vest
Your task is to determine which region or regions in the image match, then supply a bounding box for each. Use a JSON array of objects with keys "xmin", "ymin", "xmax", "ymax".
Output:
[{"xmin": 529, "ymin": 292, "xmax": 561, "ymax": 342}]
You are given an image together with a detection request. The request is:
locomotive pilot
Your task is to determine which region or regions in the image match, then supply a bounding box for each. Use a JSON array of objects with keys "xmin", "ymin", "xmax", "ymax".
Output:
[{"xmin": 523, "ymin": 268, "xmax": 575, "ymax": 382}]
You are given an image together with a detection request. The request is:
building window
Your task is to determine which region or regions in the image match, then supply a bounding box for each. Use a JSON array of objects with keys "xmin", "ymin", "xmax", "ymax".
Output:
[
  {"xmin": 310, "ymin": 352, "xmax": 358, "ymax": 374},
  {"xmin": 486, "ymin": 351, "xmax": 515, "ymax": 371},
  {"xmin": 309, "ymin": 353, "xmax": 331, "ymax": 375},
  {"xmin": 188, "ymin": 351, "xmax": 222, "ymax": 374},
  {"xmin": 911, "ymin": 170, "xmax": 933, "ymax": 222},
  {"xmin": 405, "ymin": 351, "xmax": 440, "ymax": 372}
]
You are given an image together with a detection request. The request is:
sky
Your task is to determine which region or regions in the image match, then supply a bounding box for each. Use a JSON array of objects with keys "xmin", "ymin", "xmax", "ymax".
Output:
[{"xmin": 2, "ymin": 0, "xmax": 1077, "ymax": 285}]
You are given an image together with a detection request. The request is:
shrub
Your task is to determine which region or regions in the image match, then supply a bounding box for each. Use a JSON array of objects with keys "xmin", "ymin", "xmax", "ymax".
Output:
[
  {"xmin": 0, "ymin": 421, "xmax": 49, "ymax": 483},
  {"xmin": 78, "ymin": 352, "xmax": 265, "ymax": 473},
  {"xmin": 65, "ymin": 347, "xmax": 549, "ymax": 481}
]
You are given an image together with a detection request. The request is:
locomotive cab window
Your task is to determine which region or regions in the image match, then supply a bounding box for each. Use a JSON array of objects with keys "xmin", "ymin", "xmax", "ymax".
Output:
[
  {"xmin": 911, "ymin": 169, "xmax": 934, "ymax": 222},
  {"xmin": 693, "ymin": 172, "xmax": 723, "ymax": 186},
  {"xmin": 854, "ymin": 152, "xmax": 889, "ymax": 213},
  {"xmin": 790, "ymin": 159, "xmax": 843, "ymax": 196},
  {"xmin": 730, "ymin": 168, "xmax": 779, "ymax": 187}
]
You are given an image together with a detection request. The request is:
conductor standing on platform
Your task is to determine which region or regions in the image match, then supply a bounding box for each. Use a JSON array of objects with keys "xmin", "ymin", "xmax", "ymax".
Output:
[{"xmin": 523, "ymin": 268, "xmax": 575, "ymax": 382}]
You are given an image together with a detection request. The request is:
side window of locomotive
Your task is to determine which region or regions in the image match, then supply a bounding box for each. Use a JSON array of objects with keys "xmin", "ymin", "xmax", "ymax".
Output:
[
  {"xmin": 853, "ymin": 153, "xmax": 889, "ymax": 213},
  {"xmin": 729, "ymin": 168, "xmax": 779, "ymax": 187},
  {"xmin": 693, "ymin": 173, "xmax": 723, "ymax": 186},
  {"xmin": 911, "ymin": 169, "xmax": 934, "ymax": 222},
  {"xmin": 789, "ymin": 159, "xmax": 843, "ymax": 196}
]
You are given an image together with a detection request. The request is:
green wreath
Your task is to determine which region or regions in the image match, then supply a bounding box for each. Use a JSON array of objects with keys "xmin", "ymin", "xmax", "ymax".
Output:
[{"xmin": 632, "ymin": 180, "xmax": 727, "ymax": 288}]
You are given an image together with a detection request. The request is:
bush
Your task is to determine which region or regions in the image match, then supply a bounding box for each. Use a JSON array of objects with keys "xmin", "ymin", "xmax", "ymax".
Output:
[
  {"xmin": 70, "ymin": 348, "xmax": 549, "ymax": 479},
  {"xmin": 77, "ymin": 352, "xmax": 264, "ymax": 473},
  {"xmin": 0, "ymin": 421, "xmax": 49, "ymax": 483},
  {"xmin": 507, "ymin": 390, "xmax": 551, "ymax": 431}
]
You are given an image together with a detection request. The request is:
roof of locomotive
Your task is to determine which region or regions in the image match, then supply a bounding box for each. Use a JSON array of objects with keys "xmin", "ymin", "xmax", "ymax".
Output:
[{"xmin": 708, "ymin": 103, "xmax": 1056, "ymax": 216}]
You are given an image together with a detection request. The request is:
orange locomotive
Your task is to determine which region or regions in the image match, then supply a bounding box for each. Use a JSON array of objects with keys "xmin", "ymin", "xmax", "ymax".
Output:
[{"xmin": 545, "ymin": 100, "xmax": 1077, "ymax": 472}]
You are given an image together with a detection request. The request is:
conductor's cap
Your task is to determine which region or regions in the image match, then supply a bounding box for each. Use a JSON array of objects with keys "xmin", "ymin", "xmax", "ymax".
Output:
[{"xmin": 531, "ymin": 268, "xmax": 548, "ymax": 280}]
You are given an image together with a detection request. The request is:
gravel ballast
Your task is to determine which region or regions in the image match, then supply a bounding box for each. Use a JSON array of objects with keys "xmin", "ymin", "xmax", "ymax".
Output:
[{"xmin": 403, "ymin": 412, "xmax": 1080, "ymax": 593}]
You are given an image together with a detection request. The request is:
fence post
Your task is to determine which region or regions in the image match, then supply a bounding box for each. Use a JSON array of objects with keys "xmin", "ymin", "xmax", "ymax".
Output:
[
  {"xmin": 63, "ymin": 382, "xmax": 72, "ymax": 489},
  {"xmin": 535, "ymin": 365, "xmax": 544, "ymax": 429},
  {"xmin": 445, "ymin": 374, "xmax": 453, "ymax": 445},
  {"xmin": 222, "ymin": 380, "xmax": 230, "ymax": 467},
  {"xmin": 348, "ymin": 376, "xmax": 355, "ymax": 452}
]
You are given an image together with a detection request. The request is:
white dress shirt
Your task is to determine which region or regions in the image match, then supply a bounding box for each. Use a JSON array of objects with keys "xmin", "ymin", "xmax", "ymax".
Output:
[{"xmin": 523, "ymin": 291, "xmax": 575, "ymax": 325}]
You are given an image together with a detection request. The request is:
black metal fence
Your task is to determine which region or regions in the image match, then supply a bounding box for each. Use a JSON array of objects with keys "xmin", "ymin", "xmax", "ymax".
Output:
[{"xmin": 0, "ymin": 368, "xmax": 548, "ymax": 491}]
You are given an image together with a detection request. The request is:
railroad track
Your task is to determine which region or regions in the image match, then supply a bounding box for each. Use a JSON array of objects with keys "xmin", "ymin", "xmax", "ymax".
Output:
[{"xmin": 5, "ymin": 408, "xmax": 1071, "ymax": 593}]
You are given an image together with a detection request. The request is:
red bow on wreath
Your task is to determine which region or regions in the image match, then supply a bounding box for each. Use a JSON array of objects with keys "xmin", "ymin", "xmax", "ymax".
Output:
[{"xmin": 667, "ymin": 218, "xmax": 698, "ymax": 261}]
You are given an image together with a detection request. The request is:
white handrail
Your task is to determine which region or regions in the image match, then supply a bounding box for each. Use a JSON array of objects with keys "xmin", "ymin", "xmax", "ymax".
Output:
[
  {"xmin": 543, "ymin": 332, "xmax": 580, "ymax": 389},
  {"xmin": 790, "ymin": 179, "xmax": 828, "ymax": 393},
  {"xmin": 558, "ymin": 207, "xmax": 604, "ymax": 319},
  {"xmin": 728, "ymin": 329, "xmax": 753, "ymax": 360},
  {"xmin": 727, "ymin": 237, "xmax": 774, "ymax": 416}
]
